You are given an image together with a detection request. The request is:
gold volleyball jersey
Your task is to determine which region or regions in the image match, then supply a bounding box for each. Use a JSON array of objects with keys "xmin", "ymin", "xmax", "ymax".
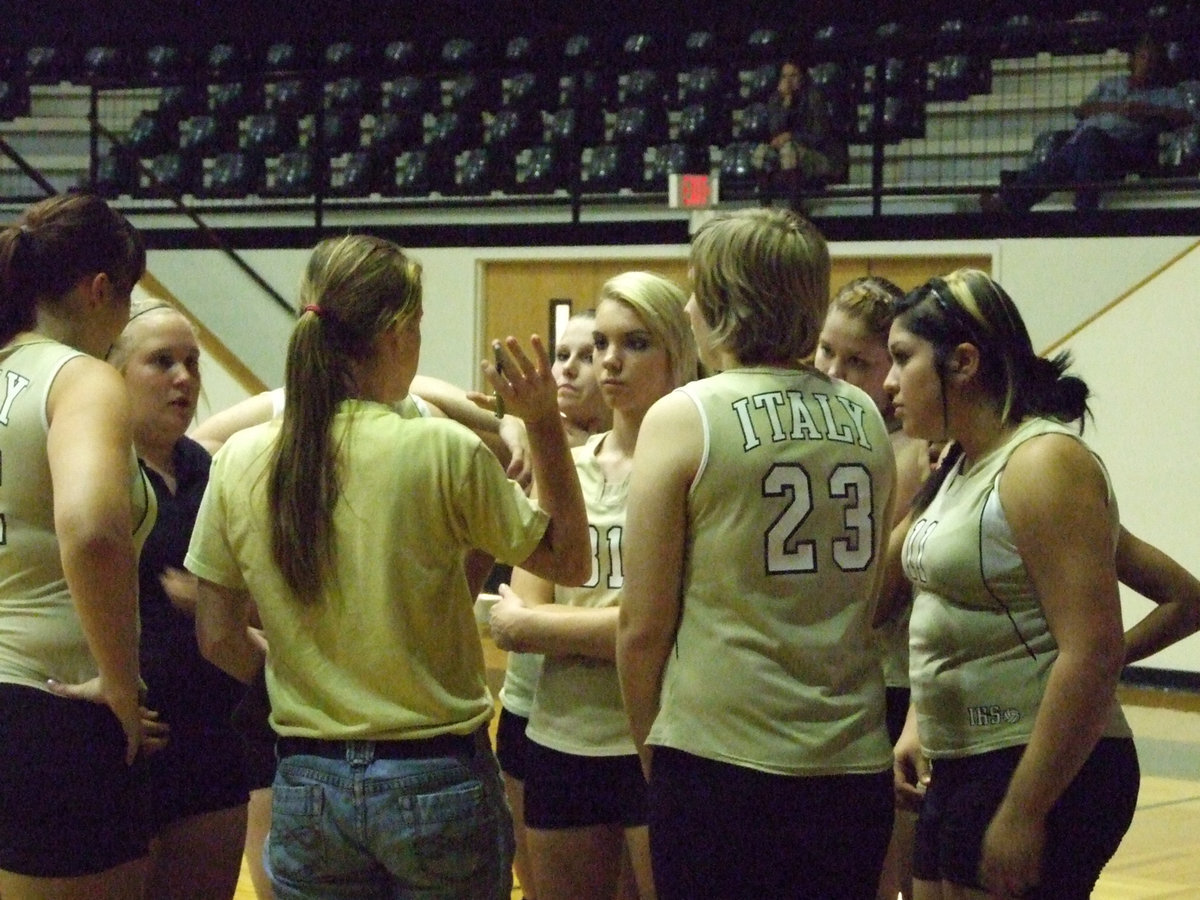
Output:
[
  {"xmin": 647, "ymin": 367, "xmax": 895, "ymax": 776},
  {"xmin": 0, "ymin": 339, "xmax": 155, "ymax": 688},
  {"xmin": 903, "ymin": 417, "xmax": 1131, "ymax": 758},
  {"xmin": 527, "ymin": 431, "xmax": 634, "ymax": 756}
]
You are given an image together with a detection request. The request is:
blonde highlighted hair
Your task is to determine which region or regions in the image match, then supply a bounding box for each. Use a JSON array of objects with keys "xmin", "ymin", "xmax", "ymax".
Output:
[{"xmin": 828, "ymin": 276, "xmax": 904, "ymax": 341}]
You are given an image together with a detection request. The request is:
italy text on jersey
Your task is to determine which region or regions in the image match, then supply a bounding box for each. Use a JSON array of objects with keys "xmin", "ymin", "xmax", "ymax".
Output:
[{"xmin": 731, "ymin": 390, "xmax": 875, "ymax": 453}]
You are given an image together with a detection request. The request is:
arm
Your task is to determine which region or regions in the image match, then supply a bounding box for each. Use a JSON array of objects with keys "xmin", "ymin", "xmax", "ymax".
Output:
[
  {"xmin": 1117, "ymin": 526, "xmax": 1200, "ymax": 664},
  {"xmin": 616, "ymin": 393, "xmax": 700, "ymax": 776},
  {"xmin": 490, "ymin": 565, "xmax": 619, "ymax": 660},
  {"xmin": 195, "ymin": 578, "xmax": 263, "ymax": 684},
  {"xmin": 980, "ymin": 435, "xmax": 1126, "ymax": 897},
  {"xmin": 46, "ymin": 358, "xmax": 143, "ymax": 764},
  {"xmin": 873, "ymin": 511, "xmax": 913, "ymax": 628},
  {"xmin": 189, "ymin": 391, "xmax": 277, "ymax": 454},
  {"xmin": 484, "ymin": 336, "xmax": 590, "ymax": 586},
  {"xmin": 892, "ymin": 702, "xmax": 929, "ymax": 812}
]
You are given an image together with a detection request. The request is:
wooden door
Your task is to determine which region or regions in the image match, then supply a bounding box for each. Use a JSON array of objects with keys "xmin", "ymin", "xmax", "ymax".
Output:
[{"xmin": 480, "ymin": 258, "xmax": 690, "ymax": 384}]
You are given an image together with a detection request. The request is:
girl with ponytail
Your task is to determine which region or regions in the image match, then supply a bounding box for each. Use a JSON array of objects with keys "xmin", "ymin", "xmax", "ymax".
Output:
[
  {"xmin": 885, "ymin": 269, "xmax": 1138, "ymax": 899},
  {"xmin": 185, "ymin": 233, "xmax": 589, "ymax": 899}
]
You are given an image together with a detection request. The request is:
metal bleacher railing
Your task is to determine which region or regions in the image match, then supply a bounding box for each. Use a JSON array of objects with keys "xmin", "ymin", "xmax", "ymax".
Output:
[{"xmin": 1, "ymin": 12, "xmax": 1198, "ymax": 224}]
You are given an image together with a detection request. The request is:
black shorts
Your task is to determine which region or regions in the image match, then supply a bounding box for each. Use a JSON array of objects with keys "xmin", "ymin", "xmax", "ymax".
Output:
[
  {"xmin": 0, "ymin": 683, "xmax": 151, "ymax": 877},
  {"xmin": 494, "ymin": 707, "xmax": 533, "ymax": 781},
  {"xmin": 885, "ymin": 685, "xmax": 911, "ymax": 746},
  {"xmin": 523, "ymin": 739, "xmax": 647, "ymax": 829},
  {"xmin": 913, "ymin": 737, "xmax": 1139, "ymax": 897},
  {"xmin": 647, "ymin": 746, "xmax": 893, "ymax": 900},
  {"xmin": 147, "ymin": 719, "xmax": 250, "ymax": 830},
  {"xmin": 231, "ymin": 668, "xmax": 277, "ymax": 790}
]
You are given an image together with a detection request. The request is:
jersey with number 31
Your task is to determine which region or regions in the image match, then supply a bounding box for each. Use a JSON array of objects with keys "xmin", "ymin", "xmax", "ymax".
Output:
[{"xmin": 648, "ymin": 366, "xmax": 895, "ymax": 776}]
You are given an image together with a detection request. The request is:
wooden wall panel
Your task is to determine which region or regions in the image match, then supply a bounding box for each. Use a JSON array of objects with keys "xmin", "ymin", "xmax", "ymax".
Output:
[{"xmin": 480, "ymin": 253, "xmax": 992, "ymax": 376}]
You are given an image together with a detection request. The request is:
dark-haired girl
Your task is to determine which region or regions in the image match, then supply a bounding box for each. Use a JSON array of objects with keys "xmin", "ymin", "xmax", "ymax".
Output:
[
  {"xmin": 886, "ymin": 268, "xmax": 1138, "ymax": 899},
  {"xmin": 0, "ymin": 193, "xmax": 157, "ymax": 898}
]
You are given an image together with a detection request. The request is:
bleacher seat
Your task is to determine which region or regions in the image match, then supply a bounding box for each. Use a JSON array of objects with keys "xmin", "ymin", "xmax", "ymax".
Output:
[
  {"xmin": 504, "ymin": 36, "xmax": 535, "ymax": 68},
  {"xmin": 91, "ymin": 150, "xmax": 138, "ymax": 197},
  {"xmin": 676, "ymin": 103, "xmax": 725, "ymax": 149},
  {"xmin": 206, "ymin": 43, "xmax": 247, "ymax": 80},
  {"xmin": 206, "ymin": 151, "xmax": 264, "ymax": 198},
  {"xmin": 324, "ymin": 41, "xmax": 367, "ymax": 74},
  {"xmin": 732, "ymin": 102, "xmax": 771, "ymax": 143},
  {"xmin": 514, "ymin": 144, "xmax": 570, "ymax": 193},
  {"xmin": 613, "ymin": 105, "xmax": 667, "ymax": 149},
  {"xmin": 453, "ymin": 146, "xmax": 507, "ymax": 195},
  {"xmin": 372, "ymin": 112, "xmax": 424, "ymax": 154},
  {"xmin": 242, "ymin": 113, "xmax": 300, "ymax": 157},
  {"xmin": 265, "ymin": 42, "xmax": 309, "ymax": 75},
  {"xmin": 502, "ymin": 72, "xmax": 551, "ymax": 112},
  {"xmin": 127, "ymin": 111, "xmax": 176, "ymax": 157},
  {"xmin": 380, "ymin": 76, "xmax": 436, "ymax": 114},
  {"xmin": 264, "ymin": 79, "xmax": 316, "ymax": 117},
  {"xmin": 331, "ymin": 149, "xmax": 382, "ymax": 196},
  {"xmin": 446, "ymin": 73, "xmax": 492, "ymax": 116},
  {"xmin": 581, "ymin": 144, "xmax": 625, "ymax": 192},
  {"xmin": 25, "ymin": 46, "xmax": 72, "ymax": 83},
  {"xmin": 622, "ymin": 33, "xmax": 656, "ymax": 63},
  {"xmin": 382, "ymin": 40, "xmax": 420, "ymax": 73},
  {"xmin": 548, "ymin": 105, "xmax": 604, "ymax": 149},
  {"xmin": 325, "ymin": 77, "xmax": 374, "ymax": 115},
  {"xmin": 677, "ymin": 66, "xmax": 723, "ymax": 109},
  {"xmin": 486, "ymin": 108, "xmax": 540, "ymax": 151},
  {"xmin": 683, "ymin": 31, "xmax": 716, "ymax": 62},
  {"xmin": 648, "ymin": 142, "xmax": 709, "ymax": 189},
  {"xmin": 744, "ymin": 29, "xmax": 781, "ymax": 62},
  {"xmin": 321, "ymin": 111, "xmax": 362, "ymax": 154},
  {"xmin": 146, "ymin": 151, "xmax": 201, "ymax": 196},
  {"xmin": 442, "ymin": 38, "xmax": 481, "ymax": 70},
  {"xmin": 738, "ymin": 64, "xmax": 777, "ymax": 103},
  {"xmin": 717, "ymin": 140, "xmax": 759, "ymax": 196},
  {"xmin": 619, "ymin": 69, "xmax": 664, "ymax": 107},
  {"xmin": 157, "ymin": 84, "xmax": 205, "ymax": 126},
  {"xmin": 210, "ymin": 82, "xmax": 258, "ymax": 120},
  {"xmin": 145, "ymin": 45, "xmax": 188, "ymax": 82},
  {"xmin": 179, "ymin": 115, "xmax": 237, "ymax": 157},
  {"xmin": 82, "ymin": 46, "xmax": 127, "ymax": 81},
  {"xmin": 0, "ymin": 80, "xmax": 30, "ymax": 120},
  {"xmin": 392, "ymin": 149, "xmax": 433, "ymax": 196},
  {"xmin": 266, "ymin": 150, "xmax": 318, "ymax": 196}
]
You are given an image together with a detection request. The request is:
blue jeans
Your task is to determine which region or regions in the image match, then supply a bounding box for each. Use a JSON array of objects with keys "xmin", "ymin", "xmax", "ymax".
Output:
[
  {"xmin": 267, "ymin": 739, "xmax": 514, "ymax": 900},
  {"xmin": 1000, "ymin": 126, "xmax": 1156, "ymax": 212}
]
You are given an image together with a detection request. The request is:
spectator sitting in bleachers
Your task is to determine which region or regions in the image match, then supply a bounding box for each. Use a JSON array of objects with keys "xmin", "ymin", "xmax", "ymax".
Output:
[
  {"xmin": 981, "ymin": 32, "xmax": 1192, "ymax": 215},
  {"xmin": 753, "ymin": 58, "xmax": 848, "ymax": 205}
]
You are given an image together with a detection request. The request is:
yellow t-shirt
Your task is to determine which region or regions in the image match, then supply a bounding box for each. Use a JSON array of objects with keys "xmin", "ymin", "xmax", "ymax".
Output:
[{"xmin": 186, "ymin": 398, "xmax": 549, "ymax": 740}]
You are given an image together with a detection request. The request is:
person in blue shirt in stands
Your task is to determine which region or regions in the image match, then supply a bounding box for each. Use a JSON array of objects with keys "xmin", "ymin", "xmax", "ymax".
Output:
[{"xmin": 981, "ymin": 32, "xmax": 1191, "ymax": 214}]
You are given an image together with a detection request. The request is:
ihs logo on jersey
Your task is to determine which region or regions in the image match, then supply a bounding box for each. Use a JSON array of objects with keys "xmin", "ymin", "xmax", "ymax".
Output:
[{"xmin": 967, "ymin": 705, "xmax": 1021, "ymax": 727}]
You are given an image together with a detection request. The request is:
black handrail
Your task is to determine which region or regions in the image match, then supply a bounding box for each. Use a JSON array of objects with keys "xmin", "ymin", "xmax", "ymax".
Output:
[{"xmin": 0, "ymin": 136, "xmax": 57, "ymax": 196}]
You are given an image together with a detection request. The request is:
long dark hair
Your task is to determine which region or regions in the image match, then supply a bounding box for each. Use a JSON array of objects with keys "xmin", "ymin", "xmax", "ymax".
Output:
[
  {"xmin": 897, "ymin": 269, "xmax": 1090, "ymax": 514},
  {"xmin": 0, "ymin": 193, "xmax": 145, "ymax": 346}
]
